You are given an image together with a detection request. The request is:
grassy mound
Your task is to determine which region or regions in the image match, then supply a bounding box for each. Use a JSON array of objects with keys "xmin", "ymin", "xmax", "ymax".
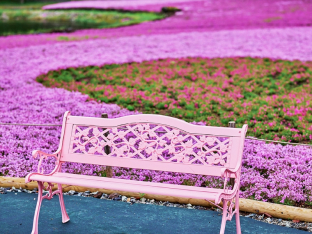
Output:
[
  {"xmin": 0, "ymin": 1, "xmax": 59, "ymax": 9},
  {"xmin": 37, "ymin": 57, "xmax": 312, "ymax": 143},
  {"xmin": 0, "ymin": 7, "xmax": 166, "ymax": 35}
]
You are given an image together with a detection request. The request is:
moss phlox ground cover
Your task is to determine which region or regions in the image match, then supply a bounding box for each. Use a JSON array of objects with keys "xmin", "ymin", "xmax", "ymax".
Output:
[
  {"xmin": 38, "ymin": 57, "xmax": 312, "ymax": 143},
  {"xmin": 2, "ymin": 0, "xmax": 312, "ymax": 49},
  {"xmin": 0, "ymin": 86, "xmax": 138, "ymax": 177},
  {"xmin": 111, "ymin": 135, "xmax": 312, "ymax": 205},
  {"xmin": 1, "ymin": 0, "xmax": 312, "ymax": 207},
  {"xmin": 1, "ymin": 30, "xmax": 312, "ymax": 206},
  {"xmin": 1, "ymin": 116, "xmax": 311, "ymax": 206}
]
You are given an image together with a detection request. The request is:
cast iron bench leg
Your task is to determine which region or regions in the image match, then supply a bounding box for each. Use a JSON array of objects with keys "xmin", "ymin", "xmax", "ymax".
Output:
[
  {"xmin": 219, "ymin": 192, "xmax": 241, "ymax": 234},
  {"xmin": 57, "ymin": 184, "xmax": 70, "ymax": 223},
  {"xmin": 235, "ymin": 192, "xmax": 241, "ymax": 234},
  {"xmin": 31, "ymin": 181, "xmax": 44, "ymax": 234},
  {"xmin": 220, "ymin": 199, "xmax": 228, "ymax": 234}
]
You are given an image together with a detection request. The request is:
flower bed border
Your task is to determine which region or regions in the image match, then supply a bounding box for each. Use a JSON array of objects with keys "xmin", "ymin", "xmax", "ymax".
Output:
[{"xmin": 1, "ymin": 176, "xmax": 311, "ymax": 222}]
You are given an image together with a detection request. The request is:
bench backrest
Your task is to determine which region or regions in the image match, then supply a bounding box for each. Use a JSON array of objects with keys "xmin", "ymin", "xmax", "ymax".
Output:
[{"xmin": 58, "ymin": 112, "xmax": 248, "ymax": 177}]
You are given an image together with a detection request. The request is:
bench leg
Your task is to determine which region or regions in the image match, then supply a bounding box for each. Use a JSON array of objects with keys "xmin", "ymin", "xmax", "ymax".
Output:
[
  {"xmin": 31, "ymin": 181, "xmax": 44, "ymax": 234},
  {"xmin": 219, "ymin": 193, "xmax": 241, "ymax": 234},
  {"xmin": 219, "ymin": 200, "xmax": 228, "ymax": 234},
  {"xmin": 57, "ymin": 184, "xmax": 70, "ymax": 223},
  {"xmin": 235, "ymin": 192, "xmax": 241, "ymax": 234}
]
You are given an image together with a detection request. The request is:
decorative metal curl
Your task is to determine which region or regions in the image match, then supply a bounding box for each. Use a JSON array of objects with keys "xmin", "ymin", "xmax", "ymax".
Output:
[
  {"xmin": 42, "ymin": 182, "xmax": 60, "ymax": 200},
  {"xmin": 32, "ymin": 150, "xmax": 59, "ymax": 174},
  {"xmin": 71, "ymin": 124, "xmax": 232, "ymax": 166},
  {"xmin": 224, "ymin": 197, "xmax": 237, "ymax": 221}
]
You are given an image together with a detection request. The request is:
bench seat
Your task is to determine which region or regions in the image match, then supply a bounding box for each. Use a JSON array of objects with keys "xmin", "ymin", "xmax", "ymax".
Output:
[{"xmin": 30, "ymin": 172, "xmax": 230, "ymax": 202}]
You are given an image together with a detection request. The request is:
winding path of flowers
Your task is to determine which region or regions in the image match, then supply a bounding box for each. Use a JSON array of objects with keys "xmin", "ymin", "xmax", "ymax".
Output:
[
  {"xmin": 2, "ymin": 0, "xmax": 312, "ymax": 50},
  {"xmin": 0, "ymin": 0, "xmax": 311, "ymax": 204}
]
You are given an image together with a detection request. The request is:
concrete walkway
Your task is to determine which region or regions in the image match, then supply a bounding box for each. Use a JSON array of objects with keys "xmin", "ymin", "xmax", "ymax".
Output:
[{"xmin": 0, "ymin": 192, "xmax": 307, "ymax": 234}]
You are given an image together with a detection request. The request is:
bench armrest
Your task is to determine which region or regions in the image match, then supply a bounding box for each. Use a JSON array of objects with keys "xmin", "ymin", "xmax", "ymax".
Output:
[
  {"xmin": 214, "ymin": 167, "xmax": 241, "ymax": 204},
  {"xmin": 219, "ymin": 165, "xmax": 242, "ymax": 202},
  {"xmin": 220, "ymin": 166, "xmax": 240, "ymax": 178},
  {"xmin": 215, "ymin": 180, "xmax": 240, "ymax": 204},
  {"xmin": 25, "ymin": 150, "xmax": 61, "ymax": 183}
]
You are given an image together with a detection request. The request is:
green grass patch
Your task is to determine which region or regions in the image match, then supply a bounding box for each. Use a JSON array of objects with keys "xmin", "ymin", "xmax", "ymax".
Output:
[
  {"xmin": 0, "ymin": 1, "xmax": 60, "ymax": 10},
  {"xmin": 0, "ymin": 8, "xmax": 167, "ymax": 35},
  {"xmin": 56, "ymin": 35, "xmax": 106, "ymax": 41},
  {"xmin": 37, "ymin": 57, "xmax": 312, "ymax": 143}
]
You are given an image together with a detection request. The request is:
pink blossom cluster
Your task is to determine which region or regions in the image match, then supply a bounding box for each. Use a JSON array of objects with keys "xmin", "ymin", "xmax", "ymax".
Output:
[
  {"xmin": 0, "ymin": 0, "xmax": 312, "ymax": 204},
  {"xmin": 1, "ymin": 114, "xmax": 311, "ymax": 203},
  {"xmin": 113, "ymin": 138, "xmax": 312, "ymax": 203},
  {"xmin": 1, "ymin": 34, "xmax": 312, "ymax": 202},
  {"xmin": 1, "ymin": 0, "xmax": 312, "ymax": 49},
  {"xmin": 241, "ymin": 140, "xmax": 312, "ymax": 203},
  {"xmin": 2, "ymin": 27, "xmax": 312, "ymax": 86},
  {"xmin": 0, "ymin": 85, "xmax": 139, "ymax": 177}
]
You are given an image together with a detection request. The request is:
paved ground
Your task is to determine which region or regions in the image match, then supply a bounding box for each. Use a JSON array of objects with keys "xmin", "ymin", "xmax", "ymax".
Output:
[{"xmin": 0, "ymin": 192, "xmax": 308, "ymax": 234}]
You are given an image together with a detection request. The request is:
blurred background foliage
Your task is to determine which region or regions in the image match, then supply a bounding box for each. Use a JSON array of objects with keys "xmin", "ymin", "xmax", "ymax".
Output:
[{"xmin": 0, "ymin": 0, "xmax": 167, "ymax": 35}]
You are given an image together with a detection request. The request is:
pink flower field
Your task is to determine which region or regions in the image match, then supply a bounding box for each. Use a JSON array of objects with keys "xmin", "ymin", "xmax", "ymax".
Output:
[
  {"xmin": 0, "ymin": 0, "xmax": 312, "ymax": 206},
  {"xmin": 2, "ymin": 0, "xmax": 312, "ymax": 50}
]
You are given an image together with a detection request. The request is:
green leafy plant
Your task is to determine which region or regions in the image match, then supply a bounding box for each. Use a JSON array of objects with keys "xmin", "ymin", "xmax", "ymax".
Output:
[{"xmin": 37, "ymin": 57, "xmax": 312, "ymax": 143}]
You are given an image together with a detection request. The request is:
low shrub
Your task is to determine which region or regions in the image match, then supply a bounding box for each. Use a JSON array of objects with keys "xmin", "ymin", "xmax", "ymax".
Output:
[{"xmin": 37, "ymin": 57, "xmax": 312, "ymax": 143}]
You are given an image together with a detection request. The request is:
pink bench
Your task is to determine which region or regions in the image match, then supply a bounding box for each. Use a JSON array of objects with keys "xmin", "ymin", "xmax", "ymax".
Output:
[{"xmin": 26, "ymin": 111, "xmax": 248, "ymax": 234}]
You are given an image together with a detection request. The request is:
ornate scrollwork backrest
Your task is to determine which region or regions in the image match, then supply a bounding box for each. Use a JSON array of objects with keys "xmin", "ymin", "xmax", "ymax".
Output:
[{"xmin": 69, "ymin": 123, "xmax": 232, "ymax": 167}]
